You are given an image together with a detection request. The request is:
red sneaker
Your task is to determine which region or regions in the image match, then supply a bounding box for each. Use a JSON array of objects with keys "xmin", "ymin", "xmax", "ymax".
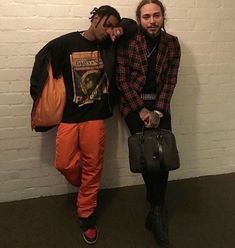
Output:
[{"xmin": 82, "ymin": 226, "xmax": 98, "ymax": 245}]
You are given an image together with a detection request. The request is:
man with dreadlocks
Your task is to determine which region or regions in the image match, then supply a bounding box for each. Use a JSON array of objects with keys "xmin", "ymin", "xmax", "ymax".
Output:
[
  {"xmin": 116, "ymin": 0, "xmax": 181, "ymax": 246},
  {"xmin": 30, "ymin": 5, "xmax": 136, "ymax": 245}
]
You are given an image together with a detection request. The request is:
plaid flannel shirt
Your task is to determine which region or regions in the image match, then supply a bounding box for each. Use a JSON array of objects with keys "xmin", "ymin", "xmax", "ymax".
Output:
[{"xmin": 116, "ymin": 30, "xmax": 181, "ymax": 117}]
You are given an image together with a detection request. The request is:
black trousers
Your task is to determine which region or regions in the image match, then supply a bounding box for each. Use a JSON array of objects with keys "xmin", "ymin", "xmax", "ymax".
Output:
[{"xmin": 125, "ymin": 103, "xmax": 172, "ymax": 206}]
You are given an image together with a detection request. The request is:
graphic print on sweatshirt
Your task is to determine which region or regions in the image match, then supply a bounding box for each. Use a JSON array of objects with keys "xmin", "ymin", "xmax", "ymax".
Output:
[{"xmin": 70, "ymin": 51, "xmax": 107, "ymax": 106}]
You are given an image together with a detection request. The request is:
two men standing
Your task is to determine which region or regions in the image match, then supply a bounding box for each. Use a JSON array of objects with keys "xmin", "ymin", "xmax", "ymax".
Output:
[{"xmin": 30, "ymin": 0, "xmax": 180, "ymax": 246}]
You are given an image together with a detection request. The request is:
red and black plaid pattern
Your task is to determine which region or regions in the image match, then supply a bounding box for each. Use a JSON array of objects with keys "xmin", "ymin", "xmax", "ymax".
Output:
[{"xmin": 116, "ymin": 30, "xmax": 181, "ymax": 117}]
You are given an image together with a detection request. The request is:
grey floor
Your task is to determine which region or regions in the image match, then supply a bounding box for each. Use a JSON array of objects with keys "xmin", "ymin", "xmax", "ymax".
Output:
[{"xmin": 0, "ymin": 173, "xmax": 235, "ymax": 248}]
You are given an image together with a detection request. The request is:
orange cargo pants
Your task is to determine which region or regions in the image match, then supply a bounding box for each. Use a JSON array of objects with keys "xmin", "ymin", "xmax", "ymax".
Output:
[{"xmin": 54, "ymin": 120, "xmax": 105, "ymax": 218}]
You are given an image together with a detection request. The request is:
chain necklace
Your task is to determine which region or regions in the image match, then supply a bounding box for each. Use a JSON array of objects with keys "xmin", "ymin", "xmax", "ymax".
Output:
[{"xmin": 147, "ymin": 43, "xmax": 158, "ymax": 58}]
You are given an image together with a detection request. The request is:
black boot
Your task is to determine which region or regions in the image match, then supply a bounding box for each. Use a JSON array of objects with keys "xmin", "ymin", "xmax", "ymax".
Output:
[{"xmin": 145, "ymin": 205, "xmax": 170, "ymax": 246}]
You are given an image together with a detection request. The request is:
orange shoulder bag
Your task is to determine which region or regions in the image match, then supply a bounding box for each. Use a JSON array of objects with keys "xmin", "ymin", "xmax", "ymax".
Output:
[{"xmin": 31, "ymin": 64, "xmax": 66, "ymax": 130}]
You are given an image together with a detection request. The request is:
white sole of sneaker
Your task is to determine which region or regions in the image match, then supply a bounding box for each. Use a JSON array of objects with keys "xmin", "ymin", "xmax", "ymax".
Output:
[{"xmin": 82, "ymin": 227, "xmax": 98, "ymax": 245}]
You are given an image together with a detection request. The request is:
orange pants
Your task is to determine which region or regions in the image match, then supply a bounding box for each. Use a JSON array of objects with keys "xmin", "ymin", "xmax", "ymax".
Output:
[{"xmin": 54, "ymin": 120, "xmax": 105, "ymax": 218}]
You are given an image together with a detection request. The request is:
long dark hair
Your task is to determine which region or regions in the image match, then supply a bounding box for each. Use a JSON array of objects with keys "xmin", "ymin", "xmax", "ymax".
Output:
[{"xmin": 136, "ymin": 0, "xmax": 166, "ymax": 32}]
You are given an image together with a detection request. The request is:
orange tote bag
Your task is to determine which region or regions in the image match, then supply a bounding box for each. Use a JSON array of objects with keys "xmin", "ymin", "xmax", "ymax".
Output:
[{"xmin": 31, "ymin": 64, "xmax": 66, "ymax": 130}]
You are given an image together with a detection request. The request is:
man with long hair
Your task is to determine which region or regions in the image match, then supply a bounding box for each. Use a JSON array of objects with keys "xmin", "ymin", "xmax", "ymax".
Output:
[{"xmin": 116, "ymin": 0, "xmax": 181, "ymax": 246}]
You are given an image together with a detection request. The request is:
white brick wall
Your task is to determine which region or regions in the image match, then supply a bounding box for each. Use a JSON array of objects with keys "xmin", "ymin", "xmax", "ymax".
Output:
[{"xmin": 0, "ymin": 0, "xmax": 235, "ymax": 202}]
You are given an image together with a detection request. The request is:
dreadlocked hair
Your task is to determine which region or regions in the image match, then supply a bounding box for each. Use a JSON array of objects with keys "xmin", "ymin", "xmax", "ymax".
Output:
[{"xmin": 89, "ymin": 5, "xmax": 121, "ymax": 22}]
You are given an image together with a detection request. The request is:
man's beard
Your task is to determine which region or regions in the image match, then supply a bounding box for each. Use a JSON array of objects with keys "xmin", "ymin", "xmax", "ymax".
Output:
[{"xmin": 139, "ymin": 25, "xmax": 161, "ymax": 39}]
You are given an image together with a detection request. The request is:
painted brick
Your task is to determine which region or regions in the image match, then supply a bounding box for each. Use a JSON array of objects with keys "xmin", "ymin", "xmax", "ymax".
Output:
[{"xmin": 0, "ymin": 0, "xmax": 235, "ymax": 203}]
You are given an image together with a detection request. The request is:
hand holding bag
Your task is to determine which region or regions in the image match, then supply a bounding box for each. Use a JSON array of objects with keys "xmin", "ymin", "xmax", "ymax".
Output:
[{"xmin": 128, "ymin": 128, "xmax": 180, "ymax": 173}]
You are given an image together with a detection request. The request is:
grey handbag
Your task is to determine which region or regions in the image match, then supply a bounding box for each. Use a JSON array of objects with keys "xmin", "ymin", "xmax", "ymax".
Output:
[{"xmin": 128, "ymin": 128, "xmax": 180, "ymax": 173}]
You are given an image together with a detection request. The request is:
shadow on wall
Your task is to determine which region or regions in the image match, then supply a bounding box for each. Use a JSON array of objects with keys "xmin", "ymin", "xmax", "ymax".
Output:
[
  {"xmin": 170, "ymin": 40, "xmax": 200, "ymax": 181},
  {"xmin": 102, "ymin": 107, "xmax": 125, "ymax": 187},
  {"xmin": 39, "ymin": 127, "xmax": 56, "ymax": 167},
  {"xmin": 102, "ymin": 106, "xmax": 142, "ymax": 189},
  {"xmin": 39, "ymin": 127, "xmax": 76, "ymax": 194}
]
